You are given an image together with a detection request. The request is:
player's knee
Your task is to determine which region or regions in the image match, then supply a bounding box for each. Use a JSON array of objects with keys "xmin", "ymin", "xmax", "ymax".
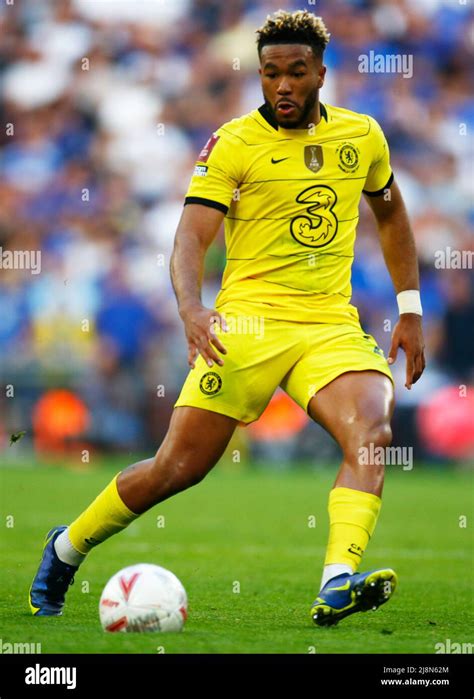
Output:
[
  {"xmin": 149, "ymin": 451, "xmax": 209, "ymax": 496},
  {"xmin": 344, "ymin": 420, "xmax": 392, "ymax": 464},
  {"xmin": 363, "ymin": 421, "xmax": 393, "ymax": 450}
]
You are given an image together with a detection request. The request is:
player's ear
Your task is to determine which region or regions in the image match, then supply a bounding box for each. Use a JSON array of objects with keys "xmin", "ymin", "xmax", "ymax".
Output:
[{"xmin": 318, "ymin": 65, "xmax": 327, "ymax": 88}]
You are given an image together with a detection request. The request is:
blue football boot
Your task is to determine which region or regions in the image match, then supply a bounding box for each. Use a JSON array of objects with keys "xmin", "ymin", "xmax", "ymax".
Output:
[
  {"xmin": 311, "ymin": 568, "xmax": 398, "ymax": 626},
  {"xmin": 29, "ymin": 526, "xmax": 77, "ymax": 616}
]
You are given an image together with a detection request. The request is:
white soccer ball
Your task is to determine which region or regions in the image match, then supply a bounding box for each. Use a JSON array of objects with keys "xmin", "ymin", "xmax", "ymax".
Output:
[{"xmin": 99, "ymin": 563, "xmax": 187, "ymax": 633}]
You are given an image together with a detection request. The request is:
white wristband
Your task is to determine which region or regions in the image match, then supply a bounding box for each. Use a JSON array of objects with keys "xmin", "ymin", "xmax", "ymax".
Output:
[{"xmin": 397, "ymin": 290, "xmax": 422, "ymax": 316}]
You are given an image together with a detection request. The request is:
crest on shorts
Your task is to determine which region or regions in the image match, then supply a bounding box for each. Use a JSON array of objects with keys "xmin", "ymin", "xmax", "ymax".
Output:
[
  {"xmin": 199, "ymin": 372, "xmax": 222, "ymax": 395},
  {"xmin": 304, "ymin": 145, "xmax": 323, "ymax": 173}
]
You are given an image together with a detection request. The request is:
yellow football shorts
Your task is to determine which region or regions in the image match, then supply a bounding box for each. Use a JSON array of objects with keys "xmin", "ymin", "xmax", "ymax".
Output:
[{"xmin": 174, "ymin": 310, "xmax": 394, "ymax": 425}]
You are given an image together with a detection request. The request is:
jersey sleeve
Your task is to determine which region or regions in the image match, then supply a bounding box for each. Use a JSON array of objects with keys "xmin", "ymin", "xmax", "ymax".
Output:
[
  {"xmin": 362, "ymin": 116, "xmax": 394, "ymax": 196},
  {"xmin": 184, "ymin": 128, "xmax": 244, "ymax": 214}
]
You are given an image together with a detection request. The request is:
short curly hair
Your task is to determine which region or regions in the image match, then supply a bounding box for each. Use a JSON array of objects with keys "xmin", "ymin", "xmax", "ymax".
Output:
[{"xmin": 256, "ymin": 9, "xmax": 330, "ymax": 60}]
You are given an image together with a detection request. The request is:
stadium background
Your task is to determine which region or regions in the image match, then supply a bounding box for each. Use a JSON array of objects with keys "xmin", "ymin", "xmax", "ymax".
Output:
[{"xmin": 1, "ymin": 0, "xmax": 473, "ymax": 464}]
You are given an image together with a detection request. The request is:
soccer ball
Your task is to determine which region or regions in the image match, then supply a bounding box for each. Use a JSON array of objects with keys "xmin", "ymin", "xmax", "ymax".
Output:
[{"xmin": 99, "ymin": 563, "xmax": 187, "ymax": 633}]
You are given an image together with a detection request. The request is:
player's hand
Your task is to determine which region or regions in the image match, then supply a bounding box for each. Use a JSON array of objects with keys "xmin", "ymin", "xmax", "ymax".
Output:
[
  {"xmin": 179, "ymin": 303, "xmax": 228, "ymax": 369},
  {"xmin": 388, "ymin": 314, "xmax": 426, "ymax": 389}
]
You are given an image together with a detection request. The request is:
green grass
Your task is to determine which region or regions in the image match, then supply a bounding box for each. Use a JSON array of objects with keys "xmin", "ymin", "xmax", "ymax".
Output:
[{"xmin": 1, "ymin": 461, "xmax": 473, "ymax": 654}]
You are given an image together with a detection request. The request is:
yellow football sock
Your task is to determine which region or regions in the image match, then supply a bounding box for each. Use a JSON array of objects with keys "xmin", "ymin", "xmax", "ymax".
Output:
[
  {"xmin": 68, "ymin": 474, "xmax": 138, "ymax": 555},
  {"xmin": 324, "ymin": 486, "xmax": 382, "ymax": 571}
]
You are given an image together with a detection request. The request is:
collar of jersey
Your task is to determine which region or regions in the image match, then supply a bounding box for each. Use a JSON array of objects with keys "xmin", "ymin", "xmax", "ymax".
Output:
[{"xmin": 257, "ymin": 102, "xmax": 329, "ymax": 140}]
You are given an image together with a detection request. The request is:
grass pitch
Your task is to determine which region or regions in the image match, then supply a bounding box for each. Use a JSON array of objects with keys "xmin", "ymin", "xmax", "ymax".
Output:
[{"xmin": 1, "ymin": 460, "xmax": 472, "ymax": 654}]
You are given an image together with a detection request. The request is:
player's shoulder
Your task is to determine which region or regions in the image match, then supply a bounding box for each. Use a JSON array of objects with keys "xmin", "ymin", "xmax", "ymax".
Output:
[
  {"xmin": 214, "ymin": 109, "xmax": 272, "ymax": 147},
  {"xmin": 326, "ymin": 103, "xmax": 382, "ymax": 138}
]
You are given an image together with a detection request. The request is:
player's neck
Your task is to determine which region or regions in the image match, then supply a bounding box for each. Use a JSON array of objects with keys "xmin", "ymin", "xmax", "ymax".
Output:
[
  {"xmin": 280, "ymin": 101, "xmax": 325, "ymax": 132},
  {"xmin": 303, "ymin": 100, "xmax": 322, "ymax": 130}
]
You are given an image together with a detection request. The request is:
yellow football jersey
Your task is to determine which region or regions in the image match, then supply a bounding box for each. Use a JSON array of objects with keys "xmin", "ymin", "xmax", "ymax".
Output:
[{"xmin": 184, "ymin": 103, "xmax": 393, "ymax": 325}]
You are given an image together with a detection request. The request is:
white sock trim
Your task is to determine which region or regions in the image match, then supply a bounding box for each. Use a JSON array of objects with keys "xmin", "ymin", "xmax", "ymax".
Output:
[
  {"xmin": 54, "ymin": 528, "xmax": 86, "ymax": 567},
  {"xmin": 320, "ymin": 564, "xmax": 353, "ymax": 591}
]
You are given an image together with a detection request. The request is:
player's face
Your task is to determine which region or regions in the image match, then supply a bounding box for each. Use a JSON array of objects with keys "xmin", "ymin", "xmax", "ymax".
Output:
[{"xmin": 259, "ymin": 44, "xmax": 326, "ymax": 129}]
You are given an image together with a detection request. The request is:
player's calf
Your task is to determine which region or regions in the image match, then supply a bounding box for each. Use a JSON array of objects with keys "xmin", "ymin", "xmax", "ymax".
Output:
[{"xmin": 336, "ymin": 420, "xmax": 392, "ymax": 495}]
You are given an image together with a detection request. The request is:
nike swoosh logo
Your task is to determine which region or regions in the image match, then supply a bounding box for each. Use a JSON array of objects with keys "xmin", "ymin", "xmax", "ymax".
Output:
[
  {"xmin": 271, "ymin": 157, "xmax": 289, "ymax": 164},
  {"xmin": 326, "ymin": 580, "xmax": 351, "ymax": 592},
  {"xmin": 348, "ymin": 548, "xmax": 362, "ymax": 557}
]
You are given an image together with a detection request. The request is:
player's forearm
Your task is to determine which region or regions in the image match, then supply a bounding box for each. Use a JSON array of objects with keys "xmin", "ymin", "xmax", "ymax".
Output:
[
  {"xmin": 170, "ymin": 204, "xmax": 225, "ymax": 318},
  {"xmin": 377, "ymin": 212, "xmax": 420, "ymax": 294},
  {"xmin": 170, "ymin": 236, "xmax": 206, "ymax": 318}
]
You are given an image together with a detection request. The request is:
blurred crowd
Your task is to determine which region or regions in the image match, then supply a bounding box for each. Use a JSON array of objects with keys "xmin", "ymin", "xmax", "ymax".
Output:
[{"xmin": 1, "ymin": 0, "xmax": 473, "ymax": 460}]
